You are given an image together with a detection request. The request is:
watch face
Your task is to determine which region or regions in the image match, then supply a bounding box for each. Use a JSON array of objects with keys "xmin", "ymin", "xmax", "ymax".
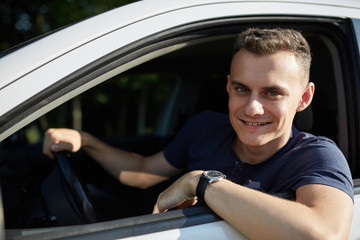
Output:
[{"xmin": 203, "ymin": 170, "xmax": 225, "ymax": 182}]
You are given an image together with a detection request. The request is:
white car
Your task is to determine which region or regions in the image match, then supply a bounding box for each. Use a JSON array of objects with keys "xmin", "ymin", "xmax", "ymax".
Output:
[{"xmin": 0, "ymin": 0, "xmax": 359, "ymax": 239}]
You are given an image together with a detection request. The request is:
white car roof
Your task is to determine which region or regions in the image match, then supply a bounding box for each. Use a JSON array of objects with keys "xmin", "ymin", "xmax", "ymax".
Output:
[{"xmin": 1, "ymin": 0, "xmax": 360, "ymax": 89}]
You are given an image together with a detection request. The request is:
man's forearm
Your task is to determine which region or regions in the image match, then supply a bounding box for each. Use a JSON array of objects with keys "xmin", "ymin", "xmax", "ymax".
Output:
[
  {"xmin": 80, "ymin": 132, "xmax": 173, "ymax": 189},
  {"xmin": 205, "ymin": 179, "xmax": 353, "ymax": 240},
  {"xmin": 153, "ymin": 171, "xmax": 353, "ymax": 240},
  {"xmin": 80, "ymin": 132, "xmax": 149, "ymax": 187}
]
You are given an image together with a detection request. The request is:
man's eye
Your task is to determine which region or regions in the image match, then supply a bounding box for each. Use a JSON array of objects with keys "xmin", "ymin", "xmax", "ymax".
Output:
[
  {"xmin": 236, "ymin": 87, "xmax": 248, "ymax": 93},
  {"xmin": 267, "ymin": 91, "xmax": 279, "ymax": 96}
]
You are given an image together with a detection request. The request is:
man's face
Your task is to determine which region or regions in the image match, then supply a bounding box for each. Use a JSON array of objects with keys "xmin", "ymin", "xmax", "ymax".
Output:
[{"xmin": 227, "ymin": 49, "xmax": 309, "ymax": 150}]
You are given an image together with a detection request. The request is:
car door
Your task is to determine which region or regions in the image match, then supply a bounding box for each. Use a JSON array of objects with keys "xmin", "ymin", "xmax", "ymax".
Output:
[{"xmin": 1, "ymin": 1, "xmax": 360, "ymax": 239}]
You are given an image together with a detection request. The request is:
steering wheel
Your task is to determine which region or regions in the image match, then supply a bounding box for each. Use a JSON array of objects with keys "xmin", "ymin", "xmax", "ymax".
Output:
[{"xmin": 55, "ymin": 151, "xmax": 98, "ymax": 223}]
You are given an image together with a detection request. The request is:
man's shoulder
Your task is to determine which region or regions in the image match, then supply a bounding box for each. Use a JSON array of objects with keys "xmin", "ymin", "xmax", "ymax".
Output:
[
  {"xmin": 289, "ymin": 127, "xmax": 347, "ymax": 168},
  {"xmin": 187, "ymin": 110, "xmax": 229, "ymax": 128},
  {"xmin": 285, "ymin": 127, "xmax": 347, "ymax": 168},
  {"xmin": 171, "ymin": 110, "xmax": 230, "ymax": 142},
  {"xmin": 292, "ymin": 126, "xmax": 337, "ymax": 148}
]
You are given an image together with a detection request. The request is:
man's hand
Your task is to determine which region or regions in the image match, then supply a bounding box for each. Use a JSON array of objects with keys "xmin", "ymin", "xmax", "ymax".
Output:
[
  {"xmin": 43, "ymin": 128, "xmax": 83, "ymax": 159},
  {"xmin": 153, "ymin": 171, "xmax": 202, "ymax": 214}
]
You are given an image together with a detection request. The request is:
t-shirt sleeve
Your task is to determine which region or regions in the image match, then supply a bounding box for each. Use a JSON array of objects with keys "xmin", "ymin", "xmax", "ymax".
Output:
[
  {"xmin": 290, "ymin": 138, "xmax": 354, "ymax": 201},
  {"xmin": 163, "ymin": 111, "xmax": 209, "ymax": 169}
]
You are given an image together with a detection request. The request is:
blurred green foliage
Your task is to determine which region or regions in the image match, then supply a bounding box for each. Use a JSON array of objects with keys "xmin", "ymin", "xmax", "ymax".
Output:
[{"xmin": 0, "ymin": 0, "xmax": 138, "ymax": 51}]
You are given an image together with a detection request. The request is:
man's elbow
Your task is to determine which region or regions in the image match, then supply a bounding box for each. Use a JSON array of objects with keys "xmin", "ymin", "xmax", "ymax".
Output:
[
  {"xmin": 305, "ymin": 220, "xmax": 352, "ymax": 240},
  {"xmin": 307, "ymin": 229, "xmax": 350, "ymax": 240}
]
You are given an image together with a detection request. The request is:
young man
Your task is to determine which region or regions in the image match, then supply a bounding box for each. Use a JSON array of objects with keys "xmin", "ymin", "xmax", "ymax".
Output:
[{"xmin": 43, "ymin": 28, "xmax": 353, "ymax": 239}]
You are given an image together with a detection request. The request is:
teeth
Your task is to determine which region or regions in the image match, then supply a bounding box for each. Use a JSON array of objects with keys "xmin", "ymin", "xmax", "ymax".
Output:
[{"xmin": 247, "ymin": 122, "xmax": 266, "ymax": 126}]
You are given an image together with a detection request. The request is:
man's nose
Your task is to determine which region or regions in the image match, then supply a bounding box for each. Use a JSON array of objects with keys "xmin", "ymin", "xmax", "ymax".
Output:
[{"xmin": 245, "ymin": 94, "xmax": 264, "ymax": 116}]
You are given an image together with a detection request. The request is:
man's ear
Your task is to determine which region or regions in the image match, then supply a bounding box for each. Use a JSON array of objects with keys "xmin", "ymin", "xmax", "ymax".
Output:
[
  {"xmin": 297, "ymin": 82, "xmax": 315, "ymax": 112},
  {"xmin": 226, "ymin": 74, "xmax": 231, "ymax": 94}
]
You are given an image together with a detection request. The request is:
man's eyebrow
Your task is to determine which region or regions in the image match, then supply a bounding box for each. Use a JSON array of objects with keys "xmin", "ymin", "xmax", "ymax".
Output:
[
  {"xmin": 230, "ymin": 80, "xmax": 247, "ymax": 87},
  {"xmin": 263, "ymin": 85, "xmax": 288, "ymax": 93}
]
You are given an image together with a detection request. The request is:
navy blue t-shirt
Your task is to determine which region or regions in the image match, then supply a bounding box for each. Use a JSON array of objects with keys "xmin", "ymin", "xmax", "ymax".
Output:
[{"xmin": 163, "ymin": 111, "xmax": 354, "ymax": 200}]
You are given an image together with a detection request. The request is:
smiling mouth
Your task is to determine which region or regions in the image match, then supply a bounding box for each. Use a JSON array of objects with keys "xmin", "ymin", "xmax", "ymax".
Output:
[{"xmin": 242, "ymin": 120, "xmax": 269, "ymax": 126}]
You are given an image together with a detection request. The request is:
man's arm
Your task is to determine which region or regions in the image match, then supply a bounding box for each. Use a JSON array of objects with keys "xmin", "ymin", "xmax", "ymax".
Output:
[
  {"xmin": 153, "ymin": 171, "xmax": 353, "ymax": 240},
  {"xmin": 43, "ymin": 128, "xmax": 182, "ymax": 189}
]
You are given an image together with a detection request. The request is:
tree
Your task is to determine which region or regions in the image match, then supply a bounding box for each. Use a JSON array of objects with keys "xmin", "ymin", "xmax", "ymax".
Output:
[{"xmin": 0, "ymin": 0, "xmax": 137, "ymax": 52}]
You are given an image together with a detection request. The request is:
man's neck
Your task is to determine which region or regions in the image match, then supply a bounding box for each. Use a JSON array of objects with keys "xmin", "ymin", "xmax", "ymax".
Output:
[{"xmin": 232, "ymin": 136, "xmax": 288, "ymax": 165}]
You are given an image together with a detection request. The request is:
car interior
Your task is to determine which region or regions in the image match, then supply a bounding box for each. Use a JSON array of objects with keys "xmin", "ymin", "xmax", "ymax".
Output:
[{"xmin": 0, "ymin": 17, "xmax": 354, "ymax": 230}]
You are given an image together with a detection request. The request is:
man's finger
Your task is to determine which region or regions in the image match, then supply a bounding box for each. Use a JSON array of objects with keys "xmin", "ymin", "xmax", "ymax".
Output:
[
  {"xmin": 153, "ymin": 202, "xmax": 168, "ymax": 214},
  {"xmin": 177, "ymin": 198, "xmax": 197, "ymax": 209},
  {"xmin": 51, "ymin": 142, "xmax": 74, "ymax": 152},
  {"xmin": 152, "ymin": 205, "xmax": 160, "ymax": 214}
]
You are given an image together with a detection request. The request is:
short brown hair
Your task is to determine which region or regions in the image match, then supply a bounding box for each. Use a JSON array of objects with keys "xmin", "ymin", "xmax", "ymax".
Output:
[{"xmin": 233, "ymin": 28, "xmax": 311, "ymax": 85}]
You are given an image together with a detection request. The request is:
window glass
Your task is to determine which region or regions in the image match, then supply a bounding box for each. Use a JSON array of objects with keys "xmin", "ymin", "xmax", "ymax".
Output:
[
  {"xmin": 81, "ymin": 73, "xmax": 178, "ymax": 137},
  {"xmin": 33, "ymin": 73, "xmax": 179, "ymax": 140}
]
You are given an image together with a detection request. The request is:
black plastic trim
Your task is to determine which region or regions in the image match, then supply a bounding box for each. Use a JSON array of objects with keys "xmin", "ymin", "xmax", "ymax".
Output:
[
  {"xmin": 354, "ymin": 179, "xmax": 360, "ymax": 195},
  {"xmin": 6, "ymin": 205, "xmax": 220, "ymax": 240}
]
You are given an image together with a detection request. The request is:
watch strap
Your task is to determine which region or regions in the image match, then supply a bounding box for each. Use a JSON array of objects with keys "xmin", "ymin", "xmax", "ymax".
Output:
[{"xmin": 196, "ymin": 174, "xmax": 209, "ymax": 204}]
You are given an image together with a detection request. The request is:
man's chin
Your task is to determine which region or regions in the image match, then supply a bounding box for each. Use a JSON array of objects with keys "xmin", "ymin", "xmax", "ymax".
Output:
[{"xmin": 238, "ymin": 137, "xmax": 268, "ymax": 147}]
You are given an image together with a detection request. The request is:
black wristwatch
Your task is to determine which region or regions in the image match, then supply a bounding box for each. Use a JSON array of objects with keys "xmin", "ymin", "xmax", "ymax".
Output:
[{"xmin": 196, "ymin": 170, "xmax": 226, "ymax": 204}]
